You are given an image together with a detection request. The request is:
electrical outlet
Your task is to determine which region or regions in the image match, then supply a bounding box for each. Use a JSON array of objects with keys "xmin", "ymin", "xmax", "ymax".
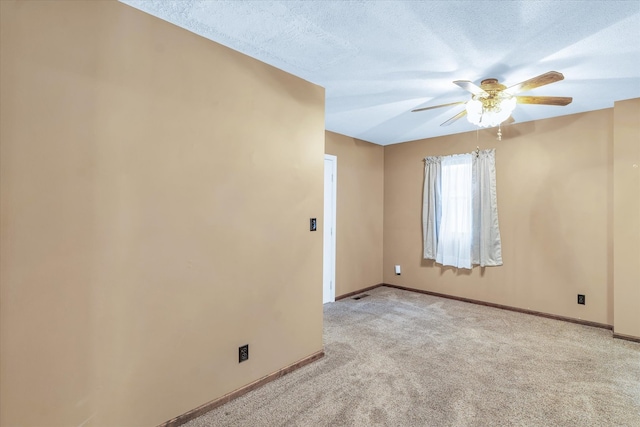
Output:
[
  {"xmin": 577, "ymin": 294, "xmax": 585, "ymax": 305},
  {"xmin": 239, "ymin": 344, "xmax": 249, "ymax": 363},
  {"xmin": 310, "ymin": 218, "xmax": 317, "ymax": 231}
]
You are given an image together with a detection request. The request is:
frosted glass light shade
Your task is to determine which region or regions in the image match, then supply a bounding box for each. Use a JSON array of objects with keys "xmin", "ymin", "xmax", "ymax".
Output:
[{"xmin": 466, "ymin": 97, "xmax": 516, "ymax": 128}]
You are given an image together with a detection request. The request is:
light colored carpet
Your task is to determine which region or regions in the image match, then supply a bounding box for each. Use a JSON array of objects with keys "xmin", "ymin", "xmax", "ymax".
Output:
[{"xmin": 185, "ymin": 286, "xmax": 640, "ymax": 426}]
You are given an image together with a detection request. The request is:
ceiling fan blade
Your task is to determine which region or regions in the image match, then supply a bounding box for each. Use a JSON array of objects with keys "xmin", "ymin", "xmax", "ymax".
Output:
[
  {"xmin": 440, "ymin": 109, "xmax": 467, "ymax": 126},
  {"xmin": 505, "ymin": 71, "xmax": 565, "ymax": 95},
  {"xmin": 515, "ymin": 96, "xmax": 573, "ymax": 106},
  {"xmin": 412, "ymin": 101, "xmax": 466, "ymax": 113},
  {"xmin": 453, "ymin": 80, "xmax": 488, "ymax": 97}
]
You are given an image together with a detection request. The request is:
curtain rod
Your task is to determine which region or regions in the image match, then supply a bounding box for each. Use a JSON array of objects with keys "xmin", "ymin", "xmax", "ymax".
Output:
[{"xmin": 423, "ymin": 146, "xmax": 490, "ymax": 162}]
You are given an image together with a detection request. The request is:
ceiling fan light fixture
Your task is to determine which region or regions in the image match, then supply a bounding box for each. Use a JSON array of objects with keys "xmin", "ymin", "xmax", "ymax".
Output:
[
  {"xmin": 466, "ymin": 96, "xmax": 516, "ymax": 128},
  {"xmin": 413, "ymin": 72, "xmax": 570, "ymax": 130}
]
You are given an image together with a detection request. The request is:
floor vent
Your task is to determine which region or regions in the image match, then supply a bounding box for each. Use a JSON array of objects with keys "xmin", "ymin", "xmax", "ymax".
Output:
[{"xmin": 353, "ymin": 294, "xmax": 370, "ymax": 300}]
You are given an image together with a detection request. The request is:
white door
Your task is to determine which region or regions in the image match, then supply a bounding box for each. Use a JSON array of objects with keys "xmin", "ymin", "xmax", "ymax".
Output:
[{"xmin": 323, "ymin": 155, "xmax": 337, "ymax": 304}]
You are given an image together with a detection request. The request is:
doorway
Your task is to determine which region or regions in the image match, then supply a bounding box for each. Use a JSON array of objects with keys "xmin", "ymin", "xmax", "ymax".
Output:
[{"xmin": 323, "ymin": 155, "xmax": 337, "ymax": 304}]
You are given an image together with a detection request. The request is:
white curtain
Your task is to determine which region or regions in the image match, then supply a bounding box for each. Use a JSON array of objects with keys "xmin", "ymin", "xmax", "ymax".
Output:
[
  {"xmin": 423, "ymin": 149, "xmax": 503, "ymax": 269},
  {"xmin": 422, "ymin": 156, "xmax": 441, "ymax": 260},
  {"xmin": 472, "ymin": 149, "xmax": 503, "ymax": 266}
]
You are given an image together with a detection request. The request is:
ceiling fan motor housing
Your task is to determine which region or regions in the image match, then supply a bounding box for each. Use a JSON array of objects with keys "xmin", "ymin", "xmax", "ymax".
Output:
[{"xmin": 477, "ymin": 78, "xmax": 510, "ymax": 109}]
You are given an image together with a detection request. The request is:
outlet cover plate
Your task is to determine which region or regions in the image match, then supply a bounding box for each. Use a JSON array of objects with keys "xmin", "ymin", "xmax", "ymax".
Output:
[
  {"xmin": 239, "ymin": 344, "xmax": 249, "ymax": 363},
  {"xmin": 577, "ymin": 294, "xmax": 585, "ymax": 305}
]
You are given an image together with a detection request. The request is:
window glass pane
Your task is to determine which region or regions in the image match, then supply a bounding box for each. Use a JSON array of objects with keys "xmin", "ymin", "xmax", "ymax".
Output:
[{"xmin": 436, "ymin": 154, "xmax": 472, "ymax": 268}]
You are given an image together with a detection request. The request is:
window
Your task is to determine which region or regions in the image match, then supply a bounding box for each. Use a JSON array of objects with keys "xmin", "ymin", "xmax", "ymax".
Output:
[
  {"xmin": 436, "ymin": 154, "xmax": 473, "ymax": 268},
  {"xmin": 423, "ymin": 149, "xmax": 503, "ymax": 269}
]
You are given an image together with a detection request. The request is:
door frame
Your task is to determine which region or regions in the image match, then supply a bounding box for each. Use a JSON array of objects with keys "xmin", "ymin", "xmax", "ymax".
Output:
[{"xmin": 323, "ymin": 154, "xmax": 337, "ymax": 304}]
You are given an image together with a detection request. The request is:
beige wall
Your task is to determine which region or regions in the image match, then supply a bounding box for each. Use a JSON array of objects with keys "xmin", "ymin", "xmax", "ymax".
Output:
[
  {"xmin": 613, "ymin": 98, "xmax": 640, "ymax": 338},
  {"xmin": 384, "ymin": 109, "xmax": 615, "ymax": 325},
  {"xmin": 0, "ymin": 1, "xmax": 324, "ymax": 426},
  {"xmin": 325, "ymin": 132, "xmax": 384, "ymax": 296},
  {"xmin": 1, "ymin": 2, "xmax": 637, "ymax": 425}
]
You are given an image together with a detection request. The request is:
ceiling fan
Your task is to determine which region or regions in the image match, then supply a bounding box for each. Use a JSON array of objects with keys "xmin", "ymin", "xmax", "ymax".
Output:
[{"xmin": 412, "ymin": 71, "xmax": 573, "ymax": 129}]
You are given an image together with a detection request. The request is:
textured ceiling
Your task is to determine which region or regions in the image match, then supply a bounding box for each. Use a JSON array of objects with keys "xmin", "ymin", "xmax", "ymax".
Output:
[{"xmin": 121, "ymin": 0, "xmax": 640, "ymax": 145}]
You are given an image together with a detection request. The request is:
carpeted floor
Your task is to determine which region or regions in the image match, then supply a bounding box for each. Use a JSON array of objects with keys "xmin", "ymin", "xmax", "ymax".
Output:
[{"xmin": 185, "ymin": 286, "xmax": 640, "ymax": 426}]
